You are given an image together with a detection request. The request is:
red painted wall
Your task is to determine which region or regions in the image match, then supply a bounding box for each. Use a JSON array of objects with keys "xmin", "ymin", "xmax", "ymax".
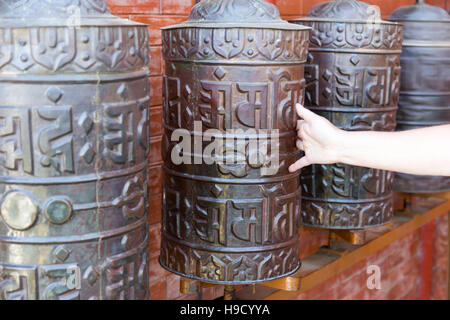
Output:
[{"xmin": 105, "ymin": 0, "xmax": 450, "ymax": 300}]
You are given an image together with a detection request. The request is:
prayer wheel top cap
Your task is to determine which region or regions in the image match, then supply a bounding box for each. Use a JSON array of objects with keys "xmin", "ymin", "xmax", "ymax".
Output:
[
  {"xmin": 302, "ymin": 0, "xmax": 396, "ymax": 24},
  {"xmin": 162, "ymin": 0, "xmax": 310, "ymax": 30},
  {"xmin": 389, "ymin": 0, "xmax": 450, "ymax": 22},
  {"xmin": 0, "ymin": 0, "xmax": 145, "ymax": 27},
  {"xmin": 389, "ymin": 1, "xmax": 450, "ymax": 41},
  {"xmin": 309, "ymin": 0, "xmax": 380, "ymax": 20}
]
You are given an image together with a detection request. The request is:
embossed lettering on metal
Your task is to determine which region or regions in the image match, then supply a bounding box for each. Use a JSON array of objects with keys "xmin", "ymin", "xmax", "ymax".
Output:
[
  {"xmin": 160, "ymin": 0, "xmax": 311, "ymax": 284},
  {"xmin": 290, "ymin": 0, "xmax": 403, "ymax": 229},
  {"xmin": 0, "ymin": 0, "xmax": 150, "ymax": 300},
  {"xmin": 390, "ymin": 0, "xmax": 450, "ymax": 193}
]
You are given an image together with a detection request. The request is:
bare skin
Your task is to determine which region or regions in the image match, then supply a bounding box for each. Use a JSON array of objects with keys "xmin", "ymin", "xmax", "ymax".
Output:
[{"xmin": 289, "ymin": 104, "xmax": 450, "ymax": 176}]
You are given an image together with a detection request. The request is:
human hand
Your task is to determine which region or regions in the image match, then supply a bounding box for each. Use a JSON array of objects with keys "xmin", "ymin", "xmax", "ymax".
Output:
[{"xmin": 289, "ymin": 104, "xmax": 345, "ymax": 172}]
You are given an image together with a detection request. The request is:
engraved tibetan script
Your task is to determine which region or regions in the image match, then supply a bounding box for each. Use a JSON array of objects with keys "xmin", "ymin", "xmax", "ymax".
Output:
[
  {"xmin": 335, "ymin": 62, "xmax": 396, "ymax": 108},
  {"xmin": 0, "ymin": 107, "xmax": 33, "ymax": 174},
  {"xmin": 103, "ymin": 98, "xmax": 148, "ymax": 165},
  {"xmin": 0, "ymin": 105, "xmax": 75, "ymax": 175}
]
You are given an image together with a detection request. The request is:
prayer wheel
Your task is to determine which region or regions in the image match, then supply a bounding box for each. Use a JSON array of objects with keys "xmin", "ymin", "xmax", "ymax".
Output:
[
  {"xmin": 0, "ymin": 0, "xmax": 150, "ymax": 300},
  {"xmin": 160, "ymin": 0, "xmax": 310, "ymax": 284},
  {"xmin": 290, "ymin": 0, "xmax": 403, "ymax": 229},
  {"xmin": 390, "ymin": 0, "xmax": 450, "ymax": 193}
]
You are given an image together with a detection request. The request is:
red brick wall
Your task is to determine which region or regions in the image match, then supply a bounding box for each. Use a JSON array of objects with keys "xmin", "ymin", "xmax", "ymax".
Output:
[
  {"xmin": 296, "ymin": 218, "xmax": 449, "ymax": 300},
  {"xmin": 432, "ymin": 214, "xmax": 449, "ymax": 300},
  {"xmin": 105, "ymin": 0, "xmax": 449, "ymax": 300}
]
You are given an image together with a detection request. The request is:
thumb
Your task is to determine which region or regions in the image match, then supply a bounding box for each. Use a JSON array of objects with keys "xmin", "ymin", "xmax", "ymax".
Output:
[{"xmin": 296, "ymin": 104, "xmax": 316, "ymax": 122}]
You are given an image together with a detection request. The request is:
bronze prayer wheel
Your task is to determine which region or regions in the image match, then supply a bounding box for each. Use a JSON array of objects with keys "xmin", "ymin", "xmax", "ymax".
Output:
[
  {"xmin": 0, "ymin": 0, "xmax": 150, "ymax": 299},
  {"xmin": 290, "ymin": 0, "xmax": 403, "ymax": 229},
  {"xmin": 160, "ymin": 0, "xmax": 310, "ymax": 284},
  {"xmin": 390, "ymin": 0, "xmax": 450, "ymax": 193}
]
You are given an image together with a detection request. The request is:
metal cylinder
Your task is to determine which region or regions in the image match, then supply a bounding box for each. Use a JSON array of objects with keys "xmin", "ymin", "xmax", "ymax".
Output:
[
  {"xmin": 390, "ymin": 1, "xmax": 450, "ymax": 193},
  {"xmin": 0, "ymin": 1, "xmax": 150, "ymax": 300},
  {"xmin": 290, "ymin": 0, "xmax": 403, "ymax": 229},
  {"xmin": 160, "ymin": 0, "xmax": 310, "ymax": 284}
]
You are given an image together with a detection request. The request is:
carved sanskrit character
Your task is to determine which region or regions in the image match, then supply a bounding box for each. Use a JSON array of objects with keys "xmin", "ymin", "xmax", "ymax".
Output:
[
  {"xmin": 103, "ymin": 103, "xmax": 136, "ymax": 165},
  {"xmin": 0, "ymin": 108, "xmax": 33, "ymax": 173},
  {"xmin": 199, "ymin": 80, "xmax": 232, "ymax": 130},
  {"xmin": 37, "ymin": 106, "xmax": 74, "ymax": 173}
]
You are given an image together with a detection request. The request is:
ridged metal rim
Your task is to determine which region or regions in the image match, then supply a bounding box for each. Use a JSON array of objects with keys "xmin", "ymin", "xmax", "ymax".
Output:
[
  {"xmin": 393, "ymin": 176, "xmax": 450, "ymax": 194},
  {"xmin": 401, "ymin": 40, "xmax": 450, "ymax": 47},
  {"xmin": 0, "ymin": 17, "xmax": 147, "ymax": 28},
  {"xmin": 393, "ymin": 187, "xmax": 450, "ymax": 194},
  {"xmin": 161, "ymin": 21, "xmax": 311, "ymax": 31},
  {"xmin": 389, "ymin": 19, "xmax": 449, "ymax": 23},
  {"xmin": 301, "ymin": 219, "xmax": 393, "ymax": 231},
  {"xmin": 159, "ymin": 258, "xmax": 302, "ymax": 285},
  {"xmin": 290, "ymin": 17, "xmax": 402, "ymax": 26}
]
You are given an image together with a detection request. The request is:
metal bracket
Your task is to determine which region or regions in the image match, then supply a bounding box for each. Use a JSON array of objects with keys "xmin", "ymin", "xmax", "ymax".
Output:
[
  {"xmin": 260, "ymin": 272, "xmax": 302, "ymax": 292},
  {"xmin": 180, "ymin": 278, "xmax": 217, "ymax": 295}
]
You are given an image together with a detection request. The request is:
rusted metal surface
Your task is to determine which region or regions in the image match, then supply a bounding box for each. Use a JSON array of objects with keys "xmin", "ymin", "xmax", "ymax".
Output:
[
  {"xmin": 0, "ymin": 0, "xmax": 150, "ymax": 300},
  {"xmin": 290, "ymin": 0, "xmax": 403, "ymax": 229},
  {"xmin": 160, "ymin": 0, "xmax": 310, "ymax": 284},
  {"xmin": 390, "ymin": 0, "xmax": 450, "ymax": 194}
]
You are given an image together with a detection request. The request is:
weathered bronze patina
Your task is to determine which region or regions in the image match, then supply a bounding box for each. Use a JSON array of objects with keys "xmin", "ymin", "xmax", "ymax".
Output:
[
  {"xmin": 290, "ymin": 0, "xmax": 403, "ymax": 229},
  {"xmin": 160, "ymin": 0, "xmax": 310, "ymax": 284},
  {"xmin": 0, "ymin": 0, "xmax": 150, "ymax": 299},
  {"xmin": 390, "ymin": 0, "xmax": 450, "ymax": 193}
]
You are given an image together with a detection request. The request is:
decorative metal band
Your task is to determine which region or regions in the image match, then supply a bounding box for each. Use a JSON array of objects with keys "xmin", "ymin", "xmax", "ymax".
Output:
[
  {"xmin": 308, "ymin": 48, "xmax": 402, "ymax": 54},
  {"xmin": 160, "ymin": 238, "xmax": 301, "ymax": 284},
  {"xmin": 307, "ymin": 106, "xmax": 399, "ymax": 112},
  {"xmin": 0, "ymin": 26, "xmax": 149, "ymax": 73},
  {"xmin": 163, "ymin": 232, "xmax": 300, "ymax": 253},
  {"xmin": 400, "ymin": 91, "xmax": 450, "ymax": 96},
  {"xmin": 301, "ymin": 195, "xmax": 394, "ymax": 229},
  {"xmin": 0, "ymin": 219, "xmax": 147, "ymax": 244},
  {"xmin": 0, "ymin": 70, "xmax": 149, "ymax": 83},
  {"xmin": 402, "ymin": 40, "xmax": 450, "ymax": 48},
  {"xmin": 292, "ymin": 20, "xmax": 403, "ymax": 51},
  {"xmin": 162, "ymin": 28, "xmax": 309, "ymax": 63},
  {"xmin": 301, "ymin": 193, "xmax": 393, "ymax": 204},
  {"xmin": 397, "ymin": 121, "xmax": 449, "ymax": 127},
  {"xmin": 0, "ymin": 162, "xmax": 147, "ymax": 185},
  {"xmin": 394, "ymin": 173, "xmax": 450, "ymax": 194},
  {"xmin": 163, "ymin": 166, "xmax": 299, "ymax": 185}
]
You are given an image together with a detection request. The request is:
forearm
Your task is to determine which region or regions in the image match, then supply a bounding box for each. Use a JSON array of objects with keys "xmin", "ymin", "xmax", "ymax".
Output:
[{"xmin": 337, "ymin": 125, "xmax": 450, "ymax": 176}]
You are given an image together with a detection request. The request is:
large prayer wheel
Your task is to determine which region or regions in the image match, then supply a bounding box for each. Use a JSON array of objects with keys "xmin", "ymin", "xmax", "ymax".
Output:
[
  {"xmin": 290, "ymin": 0, "xmax": 403, "ymax": 229},
  {"xmin": 0, "ymin": 0, "xmax": 150, "ymax": 300},
  {"xmin": 390, "ymin": 0, "xmax": 450, "ymax": 193},
  {"xmin": 160, "ymin": 0, "xmax": 310, "ymax": 284}
]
